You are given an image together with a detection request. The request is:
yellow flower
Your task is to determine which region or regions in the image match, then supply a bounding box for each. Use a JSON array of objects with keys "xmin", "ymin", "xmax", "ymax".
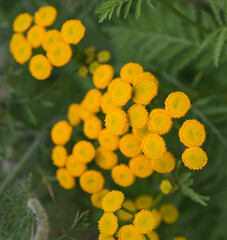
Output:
[
  {"xmin": 105, "ymin": 108, "xmax": 129, "ymax": 136},
  {"xmin": 83, "ymin": 116, "xmax": 102, "ymax": 140},
  {"xmin": 11, "ymin": 40, "xmax": 32, "ymax": 64},
  {"xmin": 29, "ymin": 54, "xmax": 52, "ymax": 80},
  {"xmin": 132, "ymin": 77, "xmax": 158, "ymax": 105},
  {"xmin": 165, "ymin": 92, "xmax": 191, "ymax": 118},
  {"xmin": 179, "ymin": 119, "xmax": 206, "ymax": 147},
  {"xmin": 51, "ymin": 145, "xmax": 67, "ymax": 167},
  {"xmin": 13, "ymin": 13, "xmax": 33, "ymax": 33},
  {"xmin": 119, "ymin": 225, "xmax": 142, "ymax": 240},
  {"xmin": 173, "ymin": 236, "xmax": 187, "ymax": 240},
  {"xmin": 142, "ymin": 231, "xmax": 159, "ymax": 240},
  {"xmin": 51, "ymin": 120, "xmax": 72, "ymax": 145},
  {"xmin": 120, "ymin": 62, "xmax": 143, "ymax": 84},
  {"xmin": 151, "ymin": 209, "xmax": 162, "ymax": 228},
  {"xmin": 118, "ymin": 199, "xmax": 136, "ymax": 221},
  {"xmin": 107, "ymin": 77, "xmax": 121, "ymax": 92},
  {"xmin": 79, "ymin": 170, "xmax": 105, "ymax": 194},
  {"xmin": 98, "ymin": 128, "xmax": 119, "ymax": 151},
  {"xmin": 93, "ymin": 64, "xmax": 114, "ymax": 89},
  {"xmin": 9, "ymin": 33, "xmax": 26, "ymax": 53},
  {"xmin": 135, "ymin": 195, "xmax": 153, "ymax": 210},
  {"xmin": 83, "ymin": 88, "xmax": 102, "ymax": 113},
  {"xmin": 99, "ymin": 233, "xmax": 115, "ymax": 240},
  {"xmin": 111, "ymin": 164, "xmax": 135, "ymax": 187},
  {"xmin": 91, "ymin": 189, "xmax": 109, "ymax": 209},
  {"xmin": 42, "ymin": 29, "xmax": 61, "ymax": 51},
  {"xmin": 109, "ymin": 79, "xmax": 132, "ymax": 106},
  {"xmin": 119, "ymin": 134, "xmax": 141, "ymax": 158},
  {"xmin": 132, "ymin": 125, "xmax": 151, "ymax": 141},
  {"xmin": 159, "ymin": 203, "xmax": 179, "ymax": 224},
  {"xmin": 141, "ymin": 133, "xmax": 166, "ymax": 160},
  {"xmin": 134, "ymin": 72, "xmax": 158, "ymax": 86},
  {"xmin": 97, "ymin": 50, "xmax": 111, "ymax": 63},
  {"xmin": 56, "ymin": 168, "xmax": 75, "ymax": 189},
  {"xmin": 182, "ymin": 147, "xmax": 208, "ymax": 170},
  {"xmin": 27, "ymin": 25, "xmax": 46, "ymax": 48},
  {"xmin": 129, "ymin": 154, "xmax": 153, "ymax": 178},
  {"xmin": 98, "ymin": 212, "xmax": 118, "ymax": 236},
  {"xmin": 47, "ymin": 41, "xmax": 72, "ymax": 67},
  {"xmin": 101, "ymin": 92, "xmax": 117, "ymax": 114},
  {"xmin": 61, "ymin": 19, "xmax": 86, "ymax": 44},
  {"xmin": 151, "ymin": 151, "xmax": 176, "ymax": 174},
  {"xmin": 66, "ymin": 155, "xmax": 87, "ymax": 177},
  {"xmin": 67, "ymin": 103, "xmax": 81, "ymax": 126},
  {"xmin": 160, "ymin": 180, "xmax": 173, "ymax": 195},
  {"xmin": 134, "ymin": 210, "xmax": 157, "ymax": 234},
  {"xmin": 95, "ymin": 147, "xmax": 118, "ymax": 170},
  {"xmin": 102, "ymin": 190, "xmax": 124, "ymax": 212},
  {"xmin": 79, "ymin": 100, "xmax": 94, "ymax": 121},
  {"xmin": 34, "ymin": 6, "xmax": 57, "ymax": 27},
  {"xmin": 72, "ymin": 140, "xmax": 95, "ymax": 163},
  {"xmin": 148, "ymin": 109, "xmax": 173, "ymax": 135},
  {"xmin": 128, "ymin": 104, "xmax": 148, "ymax": 129}
]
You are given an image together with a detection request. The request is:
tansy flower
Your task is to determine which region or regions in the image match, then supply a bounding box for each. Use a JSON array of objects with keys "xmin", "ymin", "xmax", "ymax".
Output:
[
  {"xmin": 148, "ymin": 109, "xmax": 173, "ymax": 135},
  {"xmin": 141, "ymin": 133, "xmax": 166, "ymax": 160},
  {"xmin": 105, "ymin": 108, "xmax": 129, "ymax": 136},
  {"xmin": 132, "ymin": 125, "xmax": 151, "ymax": 141},
  {"xmin": 98, "ymin": 212, "xmax": 118, "ymax": 236},
  {"xmin": 51, "ymin": 145, "xmax": 67, "ymax": 167},
  {"xmin": 173, "ymin": 236, "xmax": 187, "ymax": 240},
  {"xmin": 72, "ymin": 140, "xmax": 95, "ymax": 163},
  {"xmin": 119, "ymin": 134, "xmax": 141, "ymax": 158},
  {"xmin": 51, "ymin": 120, "xmax": 72, "ymax": 145},
  {"xmin": 151, "ymin": 151, "xmax": 176, "ymax": 174},
  {"xmin": 93, "ymin": 64, "xmax": 114, "ymax": 89},
  {"xmin": 12, "ymin": 40, "xmax": 32, "ymax": 64},
  {"xmin": 27, "ymin": 25, "xmax": 46, "ymax": 48},
  {"xmin": 98, "ymin": 128, "xmax": 119, "ymax": 151},
  {"xmin": 120, "ymin": 62, "xmax": 143, "ymax": 84},
  {"xmin": 179, "ymin": 119, "xmax": 206, "ymax": 147},
  {"xmin": 95, "ymin": 147, "xmax": 118, "ymax": 170},
  {"xmin": 83, "ymin": 88, "xmax": 102, "ymax": 113},
  {"xmin": 99, "ymin": 234, "xmax": 115, "ymax": 240},
  {"xmin": 134, "ymin": 210, "xmax": 157, "ymax": 234},
  {"xmin": 135, "ymin": 195, "xmax": 153, "ymax": 210},
  {"xmin": 102, "ymin": 190, "xmax": 124, "ymax": 212},
  {"xmin": 97, "ymin": 50, "xmax": 111, "ymax": 63},
  {"xmin": 160, "ymin": 180, "xmax": 173, "ymax": 195},
  {"xmin": 129, "ymin": 154, "xmax": 154, "ymax": 178},
  {"xmin": 165, "ymin": 92, "xmax": 191, "ymax": 118},
  {"xmin": 29, "ymin": 54, "xmax": 52, "ymax": 80},
  {"xmin": 91, "ymin": 188, "xmax": 109, "ymax": 209},
  {"xmin": 13, "ymin": 13, "xmax": 33, "ymax": 33},
  {"xmin": 61, "ymin": 19, "xmax": 86, "ymax": 44},
  {"xmin": 107, "ymin": 77, "xmax": 121, "ymax": 92},
  {"xmin": 182, "ymin": 147, "xmax": 208, "ymax": 170},
  {"xmin": 67, "ymin": 103, "xmax": 81, "ymax": 126},
  {"xmin": 34, "ymin": 6, "xmax": 57, "ymax": 27},
  {"xmin": 109, "ymin": 79, "xmax": 132, "ymax": 106},
  {"xmin": 142, "ymin": 231, "xmax": 159, "ymax": 240},
  {"xmin": 119, "ymin": 225, "xmax": 142, "ymax": 240},
  {"xmin": 128, "ymin": 104, "xmax": 148, "ymax": 129},
  {"xmin": 66, "ymin": 155, "xmax": 87, "ymax": 177},
  {"xmin": 47, "ymin": 41, "xmax": 72, "ymax": 67},
  {"xmin": 134, "ymin": 72, "xmax": 158, "ymax": 86},
  {"xmin": 159, "ymin": 203, "xmax": 179, "ymax": 224},
  {"xmin": 100, "ymin": 92, "xmax": 117, "ymax": 114},
  {"xmin": 42, "ymin": 29, "xmax": 61, "ymax": 51},
  {"xmin": 118, "ymin": 199, "xmax": 136, "ymax": 221},
  {"xmin": 79, "ymin": 100, "xmax": 94, "ymax": 121},
  {"xmin": 56, "ymin": 168, "xmax": 75, "ymax": 189},
  {"xmin": 79, "ymin": 170, "xmax": 104, "ymax": 194},
  {"xmin": 111, "ymin": 164, "xmax": 135, "ymax": 187},
  {"xmin": 132, "ymin": 77, "xmax": 158, "ymax": 105},
  {"xmin": 83, "ymin": 116, "xmax": 102, "ymax": 139},
  {"xmin": 9, "ymin": 33, "xmax": 26, "ymax": 53},
  {"xmin": 151, "ymin": 209, "xmax": 162, "ymax": 228}
]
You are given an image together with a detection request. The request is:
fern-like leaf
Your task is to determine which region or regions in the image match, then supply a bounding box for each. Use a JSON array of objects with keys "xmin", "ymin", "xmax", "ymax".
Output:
[
  {"xmin": 124, "ymin": 0, "xmax": 132, "ymax": 19},
  {"xmin": 209, "ymin": 0, "xmax": 223, "ymax": 26},
  {"xmin": 214, "ymin": 29, "xmax": 227, "ymax": 67},
  {"xmin": 135, "ymin": 0, "xmax": 143, "ymax": 19}
]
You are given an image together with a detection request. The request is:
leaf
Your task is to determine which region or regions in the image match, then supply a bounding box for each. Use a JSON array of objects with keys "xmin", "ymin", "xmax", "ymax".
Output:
[
  {"xmin": 41, "ymin": 100, "xmax": 54, "ymax": 108},
  {"xmin": 135, "ymin": 0, "xmax": 143, "ymax": 19},
  {"xmin": 24, "ymin": 104, "xmax": 38, "ymax": 126},
  {"xmin": 209, "ymin": 0, "xmax": 223, "ymax": 26},
  {"xmin": 214, "ymin": 29, "xmax": 227, "ymax": 67},
  {"xmin": 146, "ymin": 0, "xmax": 154, "ymax": 10},
  {"xmin": 124, "ymin": 0, "xmax": 132, "ymax": 19},
  {"xmin": 116, "ymin": 2, "xmax": 123, "ymax": 17}
]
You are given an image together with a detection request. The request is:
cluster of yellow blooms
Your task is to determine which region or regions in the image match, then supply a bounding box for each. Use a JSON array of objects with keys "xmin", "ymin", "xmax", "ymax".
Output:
[{"xmin": 10, "ymin": 6, "xmax": 85, "ymax": 80}]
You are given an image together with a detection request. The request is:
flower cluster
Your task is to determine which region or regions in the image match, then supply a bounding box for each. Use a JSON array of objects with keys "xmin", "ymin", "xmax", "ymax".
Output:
[{"xmin": 10, "ymin": 6, "xmax": 85, "ymax": 80}]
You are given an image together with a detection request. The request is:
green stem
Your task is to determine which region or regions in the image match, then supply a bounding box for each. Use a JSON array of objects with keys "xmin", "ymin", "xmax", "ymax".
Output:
[
  {"xmin": 149, "ymin": 193, "xmax": 164, "ymax": 211},
  {"xmin": 0, "ymin": 133, "xmax": 43, "ymax": 197},
  {"xmin": 159, "ymin": 0, "xmax": 211, "ymax": 33},
  {"xmin": 121, "ymin": 206, "xmax": 137, "ymax": 215}
]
